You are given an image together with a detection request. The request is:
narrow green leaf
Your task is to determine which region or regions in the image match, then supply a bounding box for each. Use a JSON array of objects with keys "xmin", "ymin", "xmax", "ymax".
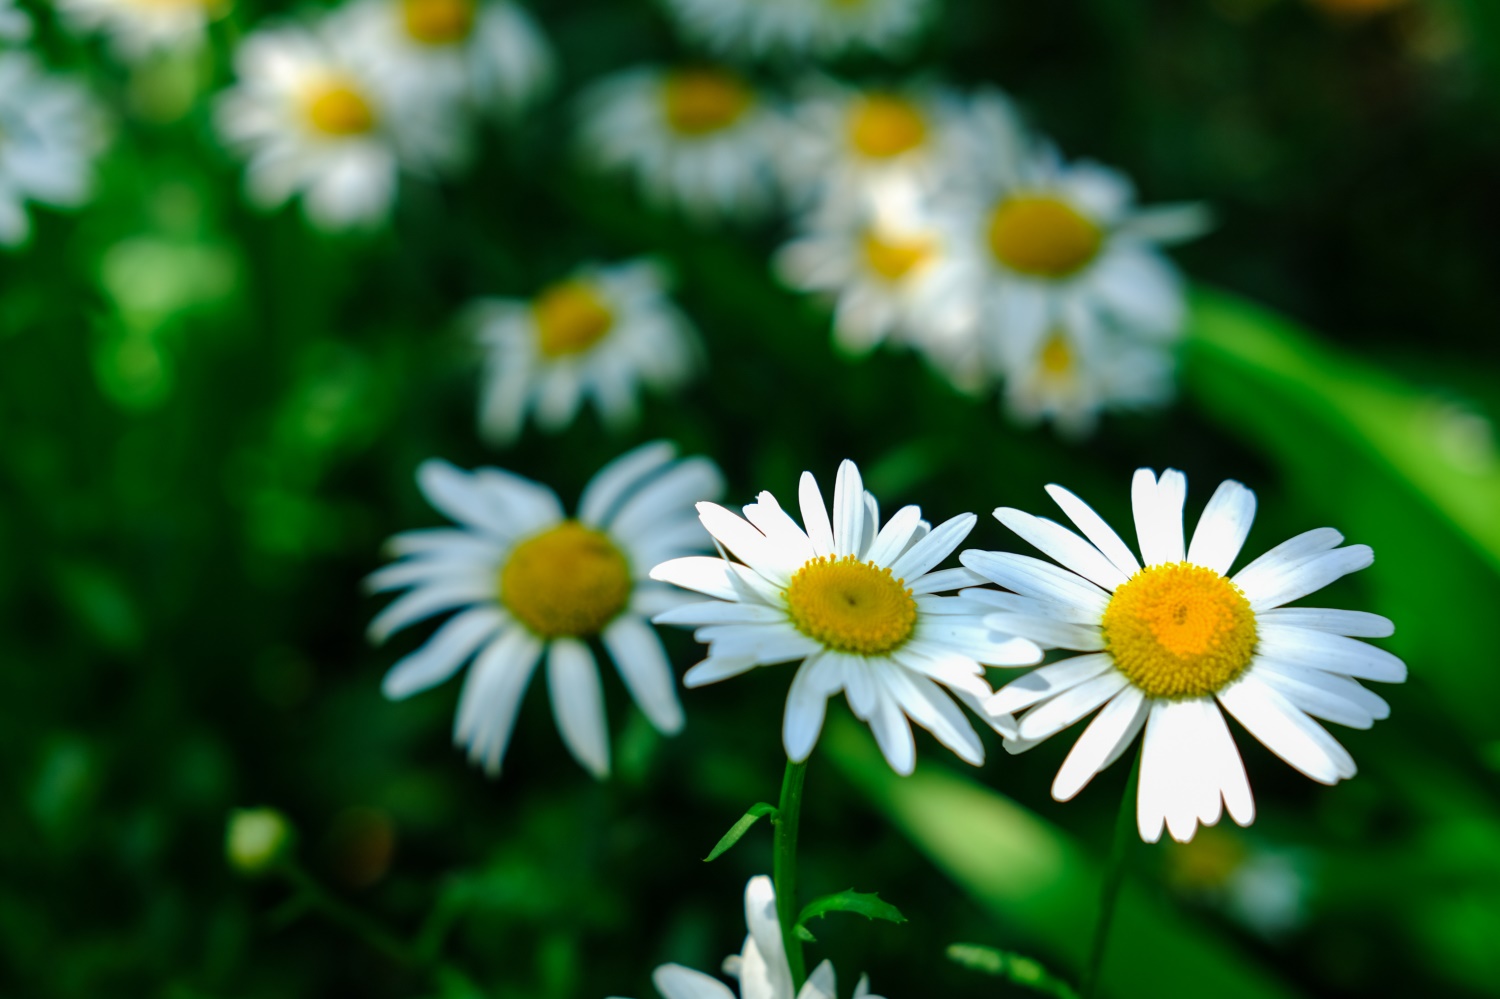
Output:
[
  {"xmin": 948, "ymin": 943, "xmax": 1080, "ymax": 999},
  {"xmin": 703, "ymin": 802, "xmax": 777, "ymax": 863},
  {"xmin": 795, "ymin": 889, "xmax": 908, "ymax": 939}
]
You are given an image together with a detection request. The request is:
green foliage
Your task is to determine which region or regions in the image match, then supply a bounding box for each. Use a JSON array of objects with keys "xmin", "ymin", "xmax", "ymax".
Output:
[
  {"xmin": 703, "ymin": 802, "xmax": 778, "ymax": 862},
  {"xmin": 794, "ymin": 890, "xmax": 907, "ymax": 943},
  {"xmin": 947, "ymin": 943, "xmax": 1079, "ymax": 999}
]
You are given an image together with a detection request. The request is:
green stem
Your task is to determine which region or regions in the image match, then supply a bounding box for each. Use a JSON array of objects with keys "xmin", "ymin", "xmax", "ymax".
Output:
[
  {"xmin": 773, "ymin": 758, "xmax": 809, "ymax": 991},
  {"xmin": 1081, "ymin": 749, "xmax": 1141, "ymax": 999}
]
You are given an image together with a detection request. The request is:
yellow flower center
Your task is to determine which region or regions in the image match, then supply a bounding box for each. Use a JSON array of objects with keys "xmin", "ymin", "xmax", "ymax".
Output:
[
  {"xmin": 531, "ymin": 280, "xmax": 615, "ymax": 358},
  {"xmin": 986, "ymin": 195, "xmax": 1103, "ymax": 279},
  {"xmin": 847, "ymin": 94, "xmax": 928, "ymax": 160},
  {"xmin": 1039, "ymin": 331, "xmax": 1075, "ymax": 376},
  {"xmin": 498, "ymin": 521, "xmax": 632, "ymax": 639},
  {"xmin": 305, "ymin": 83, "xmax": 376, "ymax": 137},
  {"xmin": 784, "ymin": 555, "xmax": 917, "ymax": 656},
  {"xmin": 401, "ymin": 0, "xmax": 476, "ymax": 44},
  {"xmin": 662, "ymin": 69, "xmax": 753, "ymax": 137},
  {"xmin": 1102, "ymin": 563, "xmax": 1258, "ymax": 700},
  {"xmin": 861, "ymin": 230, "xmax": 934, "ymax": 282}
]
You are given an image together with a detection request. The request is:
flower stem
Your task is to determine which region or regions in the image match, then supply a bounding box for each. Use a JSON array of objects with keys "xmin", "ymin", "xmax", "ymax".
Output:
[
  {"xmin": 1081, "ymin": 749, "xmax": 1141, "ymax": 999},
  {"xmin": 773, "ymin": 757, "xmax": 809, "ymax": 991}
]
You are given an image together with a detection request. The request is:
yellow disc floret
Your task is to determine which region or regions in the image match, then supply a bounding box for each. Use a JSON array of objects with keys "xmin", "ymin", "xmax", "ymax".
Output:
[
  {"xmin": 401, "ymin": 0, "xmax": 476, "ymax": 44},
  {"xmin": 305, "ymin": 82, "xmax": 377, "ymax": 137},
  {"xmin": 784, "ymin": 555, "xmax": 918, "ymax": 656},
  {"xmin": 531, "ymin": 280, "xmax": 615, "ymax": 358},
  {"xmin": 662, "ymin": 68, "xmax": 753, "ymax": 136},
  {"xmin": 861, "ymin": 230, "xmax": 935, "ymax": 282},
  {"xmin": 1039, "ymin": 331, "xmax": 1075, "ymax": 376},
  {"xmin": 499, "ymin": 521, "xmax": 632, "ymax": 639},
  {"xmin": 1102, "ymin": 562, "xmax": 1258, "ymax": 699},
  {"xmin": 847, "ymin": 94, "xmax": 928, "ymax": 160},
  {"xmin": 986, "ymin": 195, "xmax": 1103, "ymax": 279}
]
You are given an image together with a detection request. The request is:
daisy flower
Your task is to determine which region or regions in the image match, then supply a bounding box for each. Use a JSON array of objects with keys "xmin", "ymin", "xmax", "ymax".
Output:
[
  {"xmin": 0, "ymin": 0, "xmax": 33, "ymax": 41},
  {"xmin": 658, "ymin": 0, "xmax": 934, "ymax": 61},
  {"xmin": 470, "ymin": 258, "xmax": 700, "ymax": 445},
  {"xmin": 615, "ymin": 875, "xmax": 883, "ymax": 999},
  {"xmin": 0, "ymin": 53, "xmax": 108, "ymax": 248},
  {"xmin": 773, "ymin": 183, "xmax": 984, "ymax": 391},
  {"xmin": 961, "ymin": 469, "xmax": 1406, "ymax": 843},
  {"xmin": 577, "ymin": 64, "xmax": 782, "ymax": 221},
  {"xmin": 215, "ymin": 13, "xmax": 465, "ymax": 231},
  {"xmin": 55, "ymin": 0, "xmax": 224, "ymax": 58},
  {"xmin": 367, "ymin": 442, "xmax": 724, "ymax": 778},
  {"xmin": 340, "ymin": 0, "xmax": 553, "ymax": 115},
  {"xmin": 651, "ymin": 459, "xmax": 1041, "ymax": 775},
  {"xmin": 998, "ymin": 325, "xmax": 1174, "ymax": 438},
  {"xmin": 940, "ymin": 99, "xmax": 1210, "ymax": 364}
]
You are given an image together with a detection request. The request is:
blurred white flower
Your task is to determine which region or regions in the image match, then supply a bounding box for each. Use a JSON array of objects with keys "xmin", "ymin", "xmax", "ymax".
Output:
[
  {"xmin": 616, "ymin": 875, "xmax": 885, "ymax": 999},
  {"xmin": 658, "ymin": 0, "xmax": 934, "ymax": 61},
  {"xmin": 577, "ymin": 65, "xmax": 782, "ymax": 222},
  {"xmin": 340, "ymin": 0, "xmax": 553, "ymax": 115},
  {"xmin": 0, "ymin": 0, "xmax": 33, "ymax": 41},
  {"xmin": 651, "ymin": 459, "xmax": 1040, "ymax": 775},
  {"xmin": 215, "ymin": 12, "xmax": 466, "ymax": 231},
  {"xmin": 0, "ymin": 53, "xmax": 108, "ymax": 248},
  {"xmin": 774, "ymin": 184, "xmax": 984, "ymax": 391},
  {"xmin": 999, "ymin": 325, "xmax": 1175, "ymax": 437},
  {"xmin": 470, "ymin": 258, "xmax": 700, "ymax": 445},
  {"xmin": 367, "ymin": 442, "xmax": 723, "ymax": 778},
  {"xmin": 56, "ymin": 0, "xmax": 224, "ymax": 58},
  {"xmin": 965, "ymin": 469, "xmax": 1406, "ymax": 843}
]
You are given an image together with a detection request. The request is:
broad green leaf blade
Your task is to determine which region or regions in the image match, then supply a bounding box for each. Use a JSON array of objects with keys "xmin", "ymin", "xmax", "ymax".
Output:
[
  {"xmin": 822, "ymin": 715, "xmax": 1305, "ymax": 999},
  {"xmin": 703, "ymin": 802, "xmax": 778, "ymax": 863},
  {"xmin": 947, "ymin": 943, "xmax": 1080, "ymax": 999},
  {"xmin": 796, "ymin": 889, "xmax": 907, "ymax": 932}
]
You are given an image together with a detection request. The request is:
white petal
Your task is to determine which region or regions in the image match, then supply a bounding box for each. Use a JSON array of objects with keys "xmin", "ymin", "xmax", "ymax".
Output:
[
  {"xmin": 888, "ymin": 513, "xmax": 976, "ymax": 580},
  {"xmin": 799, "ymin": 470, "xmax": 836, "ymax": 557},
  {"xmin": 783, "ymin": 656, "xmax": 832, "ymax": 762},
  {"xmin": 611, "ymin": 458, "xmax": 726, "ymax": 542},
  {"xmin": 364, "ymin": 557, "xmax": 492, "ymax": 595},
  {"xmin": 683, "ymin": 656, "xmax": 759, "ymax": 688},
  {"xmin": 884, "ymin": 665, "xmax": 984, "ymax": 766},
  {"xmin": 650, "ymin": 556, "xmax": 739, "ymax": 601},
  {"xmin": 832, "ymin": 460, "xmax": 866, "ymax": 557},
  {"xmin": 1160, "ymin": 700, "xmax": 1220, "ymax": 842},
  {"xmin": 1051, "ymin": 686, "xmax": 1148, "ymax": 801},
  {"xmin": 1186, "ymin": 479, "xmax": 1257, "ymax": 575},
  {"xmin": 867, "ymin": 680, "xmax": 917, "ymax": 776},
  {"xmin": 1132, "ymin": 467, "xmax": 1186, "ymax": 567},
  {"xmin": 1017, "ymin": 670, "xmax": 1129, "ymax": 741},
  {"xmin": 1216, "ymin": 673, "xmax": 1352, "ymax": 785},
  {"xmin": 799, "ymin": 960, "xmax": 838, "ymax": 999},
  {"xmin": 453, "ymin": 627, "xmax": 543, "ymax": 776},
  {"xmin": 578, "ymin": 440, "xmax": 677, "ymax": 527},
  {"xmin": 864, "ymin": 504, "xmax": 925, "ymax": 568},
  {"xmin": 989, "ymin": 652, "xmax": 1117, "ymax": 716},
  {"xmin": 603, "ymin": 615, "xmax": 683, "ymax": 734},
  {"xmin": 743, "ymin": 875, "xmax": 793, "ymax": 999},
  {"xmin": 697, "ymin": 503, "xmax": 796, "ymax": 584},
  {"xmin": 1044, "ymin": 483, "xmax": 1141, "ymax": 578},
  {"xmin": 1257, "ymin": 607, "xmax": 1394, "ymax": 638},
  {"xmin": 380, "ymin": 607, "xmax": 503, "ymax": 700},
  {"xmin": 547, "ymin": 638, "xmax": 611, "ymax": 778},
  {"xmin": 983, "ymin": 612, "xmax": 1105, "ymax": 652},
  {"xmin": 652, "ymin": 965, "xmax": 737, "ymax": 999},
  {"xmin": 959, "ymin": 550, "xmax": 1110, "ymax": 618},
  {"xmin": 367, "ymin": 581, "xmax": 492, "ymax": 643},
  {"xmin": 1135, "ymin": 700, "xmax": 1174, "ymax": 843},
  {"xmin": 742, "ymin": 491, "xmax": 818, "ymax": 567},
  {"xmin": 1255, "ymin": 660, "xmax": 1385, "ymax": 729},
  {"xmin": 654, "ymin": 602, "xmax": 785, "ymax": 626},
  {"xmin": 915, "ymin": 621, "xmax": 1044, "ymax": 665},
  {"xmin": 1239, "ymin": 545, "xmax": 1375, "ymax": 611},
  {"xmin": 1230, "ymin": 527, "xmax": 1343, "ymax": 592},
  {"xmin": 962, "ymin": 587, "xmax": 1100, "ymax": 626},
  {"xmin": 417, "ymin": 459, "xmax": 512, "ymax": 539},
  {"xmin": 993, "ymin": 508, "xmax": 1130, "ymax": 591},
  {"xmin": 1255, "ymin": 624, "xmax": 1407, "ymax": 683},
  {"xmin": 1195, "ymin": 698, "xmax": 1255, "ymax": 826},
  {"xmin": 909, "ymin": 567, "xmax": 987, "ymax": 594}
]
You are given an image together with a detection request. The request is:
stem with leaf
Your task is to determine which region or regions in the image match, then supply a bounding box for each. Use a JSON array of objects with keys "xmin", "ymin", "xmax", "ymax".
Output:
[{"xmin": 773, "ymin": 757, "xmax": 809, "ymax": 991}]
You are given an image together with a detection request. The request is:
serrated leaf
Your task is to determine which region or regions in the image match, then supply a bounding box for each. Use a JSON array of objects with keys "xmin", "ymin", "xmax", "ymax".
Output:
[
  {"xmin": 947, "ymin": 943, "xmax": 1080, "ymax": 999},
  {"xmin": 703, "ymin": 802, "xmax": 777, "ymax": 862},
  {"xmin": 795, "ymin": 889, "xmax": 907, "ymax": 938}
]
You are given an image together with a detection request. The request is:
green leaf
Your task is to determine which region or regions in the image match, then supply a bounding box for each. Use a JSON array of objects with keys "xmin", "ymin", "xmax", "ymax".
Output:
[
  {"xmin": 947, "ymin": 943, "xmax": 1080, "ymax": 999},
  {"xmin": 794, "ymin": 889, "xmax": 907, "ymax": 943},
  {"xmin": 703, "ymin": 802, "xmax": 777, "ymax": 863}
]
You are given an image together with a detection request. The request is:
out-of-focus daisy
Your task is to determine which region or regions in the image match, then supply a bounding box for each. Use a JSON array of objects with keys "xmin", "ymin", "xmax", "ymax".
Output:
[
  {"xmin": 470, "ymin": 258, "xmax": 700, "ymax": 445},
  {"xmin": 577, "ymin": 65, "xmax": 781, "ymax": 221},
  {"xmin": 658, "ymin": 0, "xmax": 935, "ymax": 61},
  {"xmin": 652, "ymin": 459, "xmax": 1040, "ymax": 775},
  {"xmin": 773, "ymin": 184, "xmax": 983, "ymax": 391},
  {"xmin": 340, "ymin": 0, "xmax": 552, "ymax": 114},
  {"xmin": 999, "ymin": 325, "xmax": 1174, "ymax": 437},
  {"xmin": 962, "ymin": 469, "xmax": 1405, "ymax": 843},
  {"xmin": 56, "ymin": 0, "xmax": 225, "ymax": 58},
  {"xmin": 942, "ymin": 103, "xmax": 1210, "ymax": 365},
  {"xmin": 777, "ymin": 80, "xmax": 967, "ymax": 209},
  {"xmin": 0, "ymin": 0, "xmax": 33, "ymax": 40},
  {"xmin": 0, "ymin": 53, "xmax": 107, "ymax": 248},
  {"xmin": 215, "ymin": 14, "xmax": 465, "ymax": 231},
  {"xmin": 367, "ymin": 442, "xmax": 724, "ymax": 778},
  {"xmin": 614, "ymin": 875, "xmax": 884, "ymax": 999}
]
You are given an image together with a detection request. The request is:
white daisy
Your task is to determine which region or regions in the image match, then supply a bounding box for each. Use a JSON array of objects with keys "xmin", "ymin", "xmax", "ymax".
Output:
[
  {"xmin": 215, "ymin": 13, "xmax": 465, "ymax": 231},
  {"xmin": 777, "ymin": 79, "xmax": 969, "ymax": 210},
  {"xmin": 650, "ymin": 459, "xmax": 1041, "ymax": 775},
  {"xmin": 339, "ymin": 0, "xmax": 553, "ymax": 115},
  {"xmin": 658, "ymin": 0, "xmax": 935, "ymax": 61},
  {"xmin": 0, "ymin": 53, "xmax": 108, "ymax": 248},
  {"xmin": 577, "ymin": 64, "xmax": 782, "ymax": 222},
  {"xmin": 616, "ymin": 875, "xmax": 884, "ymax": 999},
  {"xmin": 939, "ymin": 98, "xmax": 1210, "ymax": 367},
  {"xmin": 470, "ymin": 258, "xmax": 700, "ymax": 445},
  {"xmin": 773, "ymin": 183, "xmax": 984, "ymax": 392},
  {"xmin": 0, "ymin": 0, "xmax": 33, "ymax": 41},
  {"xmin": 961, "ymin": 468, "xmax": 1406, "ymax": 843},
  {"xmin": 367, "ymin": 442, "xmax": 724, "ymax": 778},
  {"xmin": 55, "ymin": 0, "xmax": 224, "ymax": 59},
  {"xmin": 999, "ymin": 325, "xmax": 1174, "ymax": 438}
]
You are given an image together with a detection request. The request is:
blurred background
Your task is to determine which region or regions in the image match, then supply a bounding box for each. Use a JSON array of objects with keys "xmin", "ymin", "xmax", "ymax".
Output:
[{"xmin": 3, "ymin": 0, "xmax": 1500, "ymax": 996}]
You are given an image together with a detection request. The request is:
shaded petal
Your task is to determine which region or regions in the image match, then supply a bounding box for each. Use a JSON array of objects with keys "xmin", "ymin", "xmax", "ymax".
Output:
[
  {"xmin": 603, "ymin": 615, "xmax": 683, "ymax": 734},
  {"xmin": 1186, "ymin": 479, "xmax": 1256, "ymax": 575},
  {"xmin": 380, "ymin": 607, "xmax": 504, "ymax": 700},
  {"xmin": 1044, "ymin": 483, "xmax": 1141, "ymax": 578},
  {"xmin": 547, "ymin": 638, "xmax": 611, "ymax": 778},
  {"xmin": 1052, "ymin": 686, "xmax": 1147, "ymax": 801},
  {"xmin": 993, "ymin": 508, "xmax": 1130, "ymax": 591}
]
